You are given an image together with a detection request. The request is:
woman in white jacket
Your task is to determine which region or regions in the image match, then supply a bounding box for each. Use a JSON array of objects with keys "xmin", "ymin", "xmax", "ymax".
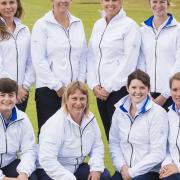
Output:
[
  {"xmin": 138, "ymin": 0, "xmax": 180, "ymax": 111},
  {"xmin": 109, "ymin": 69, "xmax": 168, "ymax": 180},
  {"xmin": 0, "ymin": 0, "xmax": 34, "ymax": 112},
  {"xmin": 38, "ymin": 81, "xmax": 111, "ymax": 180},
  {"xmin": 87, "ymin": 0, "xmax": 141, "ymax": 140},
  {"xmin": 160, "ymin": 72, "xmax": 180, "ymax": 180},
  {"xmin": 31, "ymin": 0, "xmax": 87, "ymax": 133}
]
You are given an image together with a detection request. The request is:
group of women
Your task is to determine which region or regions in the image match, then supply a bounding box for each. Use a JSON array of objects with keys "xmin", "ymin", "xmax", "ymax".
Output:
[{"xmin": 1, "ymin": 0, "xmax": 180, "ymax": 179}]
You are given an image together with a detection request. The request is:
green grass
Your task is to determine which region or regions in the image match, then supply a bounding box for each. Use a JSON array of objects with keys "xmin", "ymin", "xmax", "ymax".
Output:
[{"xmin": 22, "ymin": 0, "xmax": 180, "ymax": 174}]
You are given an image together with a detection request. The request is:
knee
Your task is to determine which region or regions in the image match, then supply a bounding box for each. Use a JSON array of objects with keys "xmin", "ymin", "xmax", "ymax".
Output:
[{"xmin": 100, "ymin": 169, "xmax": 111, "ymax": 180}]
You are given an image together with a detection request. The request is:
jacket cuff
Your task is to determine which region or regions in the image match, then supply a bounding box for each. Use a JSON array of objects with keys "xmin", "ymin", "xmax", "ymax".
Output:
[{"xmin": 128, "ymin": 168, "xmax": 135, "ymax": 178}]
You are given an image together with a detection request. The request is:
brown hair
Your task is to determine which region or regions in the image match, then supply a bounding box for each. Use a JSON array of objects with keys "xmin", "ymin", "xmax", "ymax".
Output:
[
  {"xmin": 127, "ymin": 69, "xmax": 150, "ymax": 90},
  {"xmin": 0, "ymin": 78, "xmax": 18, "ymax": 95},
  {"xmin": 62, "ymin": 81, "xmax": 89, "ymax": 116},
  {"xmin": 0, "ymin": 0, "xmax": 24, "ymax": 40},
  {"xmin": 169, "ymin": 72, "xmax": 180, "ymax": 89}
]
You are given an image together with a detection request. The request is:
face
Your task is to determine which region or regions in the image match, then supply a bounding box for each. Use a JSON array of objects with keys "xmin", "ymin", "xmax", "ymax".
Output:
[
  {"xmin": 127, "ymin": 79, "xmax": 149, "ymax": 105},
  {"xmin": 0, "ymin": 92, "xmax": 16, "ymax": 118},
  {"xmin": 149, "ymin": 0, "xmax": 168, "ymax": 17},
  {"xmin": 66, "ymin": 89, "xmax": 87, "ymax": 121},
  {"xmin": 101, "ymin": 0, "xmax": 122, "ymax": 19},
  {"xmin": 0, "ymin": 0, "xmax": 17, "ymax": 20},
  {"xmin": 52, "ymin": 0, "xmax": 72, "ymax": 14},
  {"xmin": 171, "ymin": 79, "xmax": 180, "ymax": 109}
]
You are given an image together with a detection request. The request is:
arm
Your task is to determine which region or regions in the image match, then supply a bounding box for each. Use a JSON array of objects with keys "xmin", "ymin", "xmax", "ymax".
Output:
[
  {"xmin": 109, "ymin": 110, "xmax": 127, "ymax": 172},
  {"xmin": 16, "ymin": 115, "xmax": 36, "ymax": 177},
  {"xmin": 105, "ymin": 22, "xmax": 141, "ymax": 92},
  {"xmin": 128, "ymin": 110, "xmax": 169, "ymax": 178},
  {"xmin": 39, "ymin": 112, "xmax": 76, "ymax": 180},
  {"xmin": 31, "ymin": 20, "xmax": 62, "ymax": 91},
  {"xmin": 88, "ymin": 118, "xmax": 105, "ymax": 173}
]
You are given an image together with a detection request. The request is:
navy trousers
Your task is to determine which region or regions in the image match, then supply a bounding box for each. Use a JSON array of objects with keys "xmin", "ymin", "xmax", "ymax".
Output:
[
  {"xmin": 163, "ymin": 173, "xmax": 180, "ymax": 180},
  {"xmin": 1, "ymin": 159, "xmax": 37, "ymax": 180},
  {"xmin": 37, "ymin": 163, "xmax": 111, "ymax": 180},
  {"xmin": 35, "ymin": 87, "xmax": 62, "ymax": 135},
  {"xmin": 112, "ymin": 171, "xmax": 160, "ymax": 180},
  {"xmin": 97, "ymin": 86, "xmax": 128, "ymax": 140}
]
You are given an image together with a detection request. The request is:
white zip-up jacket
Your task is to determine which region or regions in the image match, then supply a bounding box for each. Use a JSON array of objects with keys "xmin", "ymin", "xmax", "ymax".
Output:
[
  {"xmin": 0, "ymin": 107, "xmax": 37, "ymax": 180},
  {"xmin": 109, "ymin": 95, "xmax": 168, "ymax": 178},
  {"xmin": 39, "ymin": 108, "xmax": 104, "ymax": 180},
  {"xmin": 138, "ymin": 14, "xmax": 180, "ymax": 98},
  {"xmin": 87, "ymin": 9, "xmax": 141, "ymax": 93},
  {"xmin": 31, "ymin": 11, "xmax": 87, "ymax": 91},
  {"xmin": 162, "ymin": 103, "xmax": 180, "ymax": 171},
  {"xmin": 0, "ymin": 17, "xmax": 35, "ymax": 89}
]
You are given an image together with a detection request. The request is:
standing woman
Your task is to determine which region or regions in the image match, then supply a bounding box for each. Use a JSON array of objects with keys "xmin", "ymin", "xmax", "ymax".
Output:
[
  {"xmin": 31, "ymin": 0, "xmax": 87, "ymax": 133},
  {"xmin": 138, "ymin": 0, "xmax": 180, "ymax": 111},
  {"xmin": 110, "ymin": 69, "xmax": 168, "ymax": 180},
  {"xmin": 160, "ymin": 72, "xmax": 180, "ymax": 180},
  {"xmin": 0, "ymin": 0, "xmax": 34, "ymax": 112},
  {"xmin": 87, "ymin": 0, "xmax": 141, "ymax": 140}
]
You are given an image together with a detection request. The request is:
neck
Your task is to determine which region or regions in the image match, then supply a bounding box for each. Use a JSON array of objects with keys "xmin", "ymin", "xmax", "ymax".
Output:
[
  {"xmin": 1, "ymin": 111, "xmax": 12, "ymax": 121},
  {"xmin": 53, "ymin": 11, "xmax": 69, "ymax": 28},
  {"xmin": 130, "ymin": 103, "xmax": 137, "ymax": 119},
  {"xmin": 70, "ymin": 113, "xmax": 83, "ymax": 126},
  {"xmin": 3, "ymin": 17, "xmax": 15, "ymax": 32},
  {"xmin": 153, "ymin": 14, "xmax": 168, "ymax": 29}
]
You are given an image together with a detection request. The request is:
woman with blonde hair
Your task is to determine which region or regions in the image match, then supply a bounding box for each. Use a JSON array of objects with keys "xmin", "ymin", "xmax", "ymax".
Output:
[{"xmin": 38, "ymin": 81, "xmax": 111, "ymax": 180}]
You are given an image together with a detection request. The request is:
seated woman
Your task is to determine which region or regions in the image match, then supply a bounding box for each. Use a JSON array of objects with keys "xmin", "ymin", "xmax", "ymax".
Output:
[
  {"xmin": 109, "ymin": 69, "xmax": 168, "ymax": 180},
  {"xmin": 38, "ymin": 81, "xmax": 111, "ymax": 180},
  {"xmin": 160, "ymin": 72, "xmax": 180, "ymax": 180}
]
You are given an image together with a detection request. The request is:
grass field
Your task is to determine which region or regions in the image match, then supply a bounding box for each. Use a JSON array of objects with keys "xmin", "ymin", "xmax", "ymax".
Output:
[{"xmin": 22, "ymin": 0, "xmax": 180, "ymax": 174}]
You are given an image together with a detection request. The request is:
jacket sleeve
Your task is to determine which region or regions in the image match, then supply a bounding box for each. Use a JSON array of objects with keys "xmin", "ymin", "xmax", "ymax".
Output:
[
  {"xmin": 77, "ymin": 22, "xmax": 87, "ymax": 83},
  {"xmin": 23, "ymin": 28, "xmax": 35, "ymax": 90},
  {"xmin": 0, "ymin": 170, "xmax": 5, "ymax": 180},
  {"xmin": 31, "ymin": 20, "xmax": 62, "ymax": 91},
  {"xmin": 162, "ymin": 26, "xmax": 180, "ymax": 98},
  {"xmin": 16, "ymin": 114, "xmax": 37, "ymax": 177},
  {"xmin": 88, "ymin": 118, "xmax": 105, "ymax": 172},
  {"xmin": 137, "ymin": 45, "xmax": 146, "ymax": 72},
  {"xmin": 39, "ymin": 112, "xmax": 76, "ymax": 180},
  {"xmin": 128, "ymin": 109, "xmax": 169, "ymax": 178},
  {"xmin": 109, "ymin": 110, "xmax": 127, "ymax": 171},
  {"xmin": 105, "ymin": 21, "xmax": 141, "ymax": 92},
  {"xmin": 87, "ymin": 26, "xmax": 99, "ymax": 90},
  {"xmin": 0, "ymin": 45, "xmax": 13, "ymax": 79}
]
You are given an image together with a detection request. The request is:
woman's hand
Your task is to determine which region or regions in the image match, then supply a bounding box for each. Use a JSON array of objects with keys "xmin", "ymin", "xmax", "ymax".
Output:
[
  {"xmin": 159, "ymin": 164, "xmax": 179, "ymax": 179},
  {"xmin": 56, "ymin": 86, "xmax": 66, "ymax": 97},
  {"xmin": 3, "ymin": 177, "xmax": 17, "ymax": 180},
  {"xmin": 153, "ymin": 95, "xmax": 167, "ymax": 106},
  {"xmin": 93, "ymin": 85, "xmax": 109, "ymax": 101},
  {"xmin": 88, "ymin": 171, "xmax": 101, "ymax": 180},
  {"xmin": 17, "ymin": 172, "xmax": 28, "ymax": 180},
  {"xmin": 17, "ymin": 86, "xmax": 28, "ymax": 104},
  {"xmin": 121, "ymin": 165, "xmax": 131, "ymax": 180}
]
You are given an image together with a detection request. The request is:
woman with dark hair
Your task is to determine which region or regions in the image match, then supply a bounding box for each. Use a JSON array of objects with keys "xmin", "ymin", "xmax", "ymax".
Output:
[
  {"xmin": 138, "ymin": 0, "xmax": 180, "ymax": 111},
  {"xmin": 0, "ymin": 0, "xmax": 34, "ymax": 112},
  {"xmin": 31, "ymin": 0, "xmax": 87, "ymax": 133},
  {"xmin": 109, "ymin": 69, "xmax": 168, "ymax": 180}
]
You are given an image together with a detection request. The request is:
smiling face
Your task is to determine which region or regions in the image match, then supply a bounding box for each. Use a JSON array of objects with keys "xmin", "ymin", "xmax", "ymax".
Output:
[
  {"xmin": 0, "ymin": 92, "xmax": 16, "ymax": 119},
  {"xmin": 101, "ymin": 0, "xmax": 122, "ymax": 20},
  {"xmin": 52, "ymin": 0, "xmax": 72, "ymax": 15},
  {"xmin": 171, "ymin": 79, "xmax": 180, "ymax": 110},
  {"xmin": 0, "ymin": 0, "xmax": 17, "ymax": 20},
  {"xmin": 127, "ymin": 79, "xmax": 149, "ymax": 105},
  {"xmin": 66, "ymin": 89, "xmax": 87, "ymax": 122},
  {"xmin": 149, "ymin": 0, "xmax": 169, "ymax": 18}
]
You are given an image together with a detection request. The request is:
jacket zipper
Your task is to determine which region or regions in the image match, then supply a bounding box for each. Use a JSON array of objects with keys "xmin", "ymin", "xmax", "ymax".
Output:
[
  {"xmin": 98, "ymin": 25, "xmax": 108, "ymax": 87},
  {"xmin": 126, "ymin": 114, "xmax": 138, "ymax": 167},
  {"xmin": 11, "ymin": 27, "xmax": 26, "ymax": 84},
  {"xmin": 0, "ymin": 154, "xmax": 2, "ymax": 168},
  {"xmin": 176, "ymin": 115, "xmax": 180, "ymax": 162}
]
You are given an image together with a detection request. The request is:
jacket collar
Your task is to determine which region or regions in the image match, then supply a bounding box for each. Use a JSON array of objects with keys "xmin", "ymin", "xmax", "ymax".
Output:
[
  {"xmin": 116, "ymin": 95, "xmax": 152, "ymax": 116},
  {"xmin": 43, "ymin": 10, "xmax": 80, "ymax": 26},
  {"xmin": 66, "ymin": 111, "xmax": 95, "ymax": 128},
  {"xmin": 143, "ymin": 13, "xmax": 178, "ymax": 28}
]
